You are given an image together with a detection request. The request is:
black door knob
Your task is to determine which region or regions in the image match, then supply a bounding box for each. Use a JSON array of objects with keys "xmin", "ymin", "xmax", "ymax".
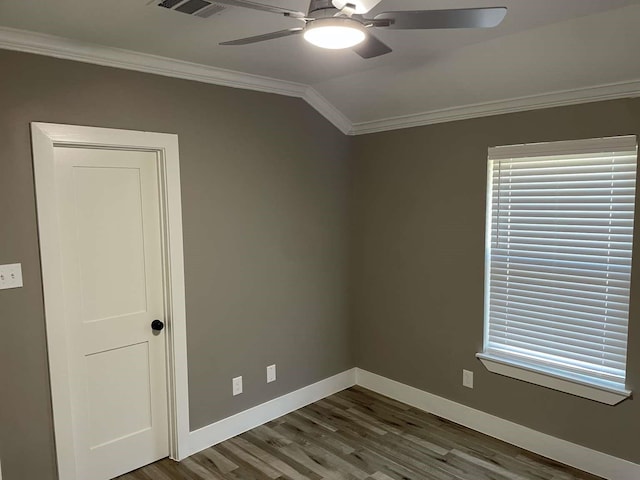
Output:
[{"xmin": 151, "ymin": 319, "xmax": 165, "ymax": 331}]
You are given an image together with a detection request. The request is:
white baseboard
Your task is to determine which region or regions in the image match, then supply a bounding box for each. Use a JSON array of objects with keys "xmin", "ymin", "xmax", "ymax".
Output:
[
  {"xmin": 185, "ymin": 366, "xmax": 639, "ymax": 479},
  {"xmin": 355, "ymin": 368, "xmax": 640, "ymax": 480},
  {"xmin": 187, "ymin": 368, "xmax": 356, "ymax": 458}
]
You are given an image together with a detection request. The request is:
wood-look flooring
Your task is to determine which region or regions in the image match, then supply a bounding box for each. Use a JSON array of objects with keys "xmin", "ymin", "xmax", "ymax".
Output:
[{"xmin": 117, "ymin": 386, "xmax": 602, "ymax": 480}]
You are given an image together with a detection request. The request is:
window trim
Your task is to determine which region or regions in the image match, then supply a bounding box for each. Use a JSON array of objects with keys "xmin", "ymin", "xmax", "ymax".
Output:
[
  {"xmin": 479, "ymin": 135, "xmax": 637, "ymax": 405},
  {"xmin": 477, "ymin": 353, "xmax": 631, "ymax": 405}
]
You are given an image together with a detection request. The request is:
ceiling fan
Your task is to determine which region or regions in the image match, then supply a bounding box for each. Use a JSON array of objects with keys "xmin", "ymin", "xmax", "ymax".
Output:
[{"xmin": 213, "ymin": 0, "xmax": 507, "ymax": 58}]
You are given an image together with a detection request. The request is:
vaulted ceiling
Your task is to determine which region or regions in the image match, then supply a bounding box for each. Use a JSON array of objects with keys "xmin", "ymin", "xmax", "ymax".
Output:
[{"xmin": 1, "ymin": 0, "xmax": 640, "ymax": 134}]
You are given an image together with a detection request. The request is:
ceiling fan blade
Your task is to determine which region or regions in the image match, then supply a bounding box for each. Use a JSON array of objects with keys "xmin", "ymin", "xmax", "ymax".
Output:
[
  {"xmin": 373, "ymin": 7, "xmax": 507, "ymax": 30},
  {"xmin": 212, "ymin": 0, "xmax": 306, "ymax": 18},
  {"xmin": 220, "ymin": 28, "xmax": 304, "ymax": 45},
  {"xmin": 352, "ymin": 32, "xmax": 392, "ymax": 59}
]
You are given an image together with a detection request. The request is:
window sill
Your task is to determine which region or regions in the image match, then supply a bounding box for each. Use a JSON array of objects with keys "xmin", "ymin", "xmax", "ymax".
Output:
[{"xmin": 476, "ymin": 353, "xmax": 631, "ymax": 405}]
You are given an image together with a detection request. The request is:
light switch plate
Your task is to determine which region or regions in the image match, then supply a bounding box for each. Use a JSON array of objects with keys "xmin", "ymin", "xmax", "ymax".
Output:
[
  {"xmin": 0, "ymin": 263, "xmax": 23, "ymax": 290},
  {"xmin": 267, "ymin": 364, "xmax": 276, "ymax": 383},
  {"xmin": 463, "ymin": 369, "xmax": 474, "ymax": 389}
]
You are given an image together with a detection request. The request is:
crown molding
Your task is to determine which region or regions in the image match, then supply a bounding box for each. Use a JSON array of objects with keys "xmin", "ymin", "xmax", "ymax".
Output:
[
  {"xmin": 302, "ymin": 87, "xmax": 353, "ymax": 135},
  {"xmin": 0, "ymin": 26, "xmax": 356, "ymax": 134},
  {"xmin": 0, "ymin": 26, "xmax": 309, "ymax": 98},
  {"xmin": 350, "ymin": 79, "xmax": 640, "ymax": 135},
  {"xmin": 2, "ymin": 26, "xmax": 640, "ymax": 137}
]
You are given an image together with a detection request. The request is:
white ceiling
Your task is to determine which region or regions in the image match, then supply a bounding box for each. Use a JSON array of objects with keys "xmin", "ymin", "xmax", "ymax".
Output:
[{"xmin": 1, "ymin": 0, "xmax": 640, "ymax": 129}]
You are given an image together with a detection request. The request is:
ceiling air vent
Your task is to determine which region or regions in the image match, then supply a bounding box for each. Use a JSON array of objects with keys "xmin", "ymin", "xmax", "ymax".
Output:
[{"xmin": 154, "ymin": 0, "xmax": 227, "ymax": 18}]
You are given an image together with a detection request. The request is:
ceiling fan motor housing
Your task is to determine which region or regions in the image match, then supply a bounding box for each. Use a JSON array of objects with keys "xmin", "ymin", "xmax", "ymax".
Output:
[
  {"xmin": 308, "ymin": 0, "xmax": 341, "ymax": 18},
  {"xmin": 332, "ymin": 0, "xmax": 383, "ymax": 14}
]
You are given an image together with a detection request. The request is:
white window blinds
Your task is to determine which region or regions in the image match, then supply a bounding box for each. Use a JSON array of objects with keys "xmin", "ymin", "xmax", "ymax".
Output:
[{"xmin": 484, "ymin": 136, "xmax": 638, "ymax": 390}]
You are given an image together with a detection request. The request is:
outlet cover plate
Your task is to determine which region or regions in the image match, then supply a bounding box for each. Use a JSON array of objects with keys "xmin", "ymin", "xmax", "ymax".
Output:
[
  {"xmin": 267, "ymin": 364, "xmax": 276, "ymax": 383},
  {"xmin": 232, "ymin": 376, "xmax": 243, "ymax": 396},
  {"xmin": 463, "ymin": 369, "xmax": 474, "ymax": 389}
]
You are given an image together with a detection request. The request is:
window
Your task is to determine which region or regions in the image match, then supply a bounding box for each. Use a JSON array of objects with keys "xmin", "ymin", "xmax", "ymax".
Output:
[{"xmin": 478, "ymin": 136, "xmax": 638, "ymax": 405}]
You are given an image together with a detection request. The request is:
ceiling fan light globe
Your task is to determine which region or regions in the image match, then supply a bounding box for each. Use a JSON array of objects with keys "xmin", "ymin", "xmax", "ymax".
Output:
[{"xmin": 304, "ymin": 19, "xmax": 366, "ymax": 50}]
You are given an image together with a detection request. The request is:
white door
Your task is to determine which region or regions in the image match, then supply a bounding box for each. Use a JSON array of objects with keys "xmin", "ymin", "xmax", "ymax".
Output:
[{"xmin": 53, "ymin": 146, "xmax": 169, "ymax": 479}]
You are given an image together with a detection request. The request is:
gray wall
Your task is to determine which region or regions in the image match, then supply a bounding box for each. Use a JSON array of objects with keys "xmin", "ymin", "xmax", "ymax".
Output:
[
  {"xmin": 3, "ymin": 45, "xmax": 640, "ymax": 480},
  {"xmin": 0, "ymin": 49, "xmax": 352, "ymax": 480},
  {"xmin": 350, "ymin": 98, "xmax": 640, "ymax": 464}
]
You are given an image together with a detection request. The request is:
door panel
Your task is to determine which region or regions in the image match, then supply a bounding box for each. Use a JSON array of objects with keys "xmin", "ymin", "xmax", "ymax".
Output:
[
  {"xmin": 86, "ymin": 342, "xmax": 152, "ymax": 448},
  {"xmin": 73, "ymin": 166, "xmax": 148, "ymax": 322},
  {"xmin": 53, "ymin": 147, "xmax": 168, "ymax": 480}
]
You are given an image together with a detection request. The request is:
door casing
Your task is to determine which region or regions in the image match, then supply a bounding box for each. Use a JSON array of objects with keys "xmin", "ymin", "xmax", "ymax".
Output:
[{"xmin": 31, "ymin": 123, "xmax": 190, "ymax": 480}]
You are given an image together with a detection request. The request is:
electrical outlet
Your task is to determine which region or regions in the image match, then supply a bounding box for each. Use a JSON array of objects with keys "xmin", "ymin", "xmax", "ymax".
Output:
[
  {"xmin": 232, "ymin": 376, "xmax": 243, "ymax": 396},
  {"xmin": 267, "ymin": 364, "xmax": 276, "ymax": 383},
  {"xmin": 463, "ymin": 369, "xmax": 474, "ymax": 389},
  {"xmin": 0, "ymin": 263, "xmax": 23, "ymax": 290}
]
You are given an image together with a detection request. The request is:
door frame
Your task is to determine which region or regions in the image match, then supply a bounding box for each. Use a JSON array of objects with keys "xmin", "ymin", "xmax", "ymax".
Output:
[{"xmin": 31, "ymin": 123, "xmax": 190, "ymax": 480}]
